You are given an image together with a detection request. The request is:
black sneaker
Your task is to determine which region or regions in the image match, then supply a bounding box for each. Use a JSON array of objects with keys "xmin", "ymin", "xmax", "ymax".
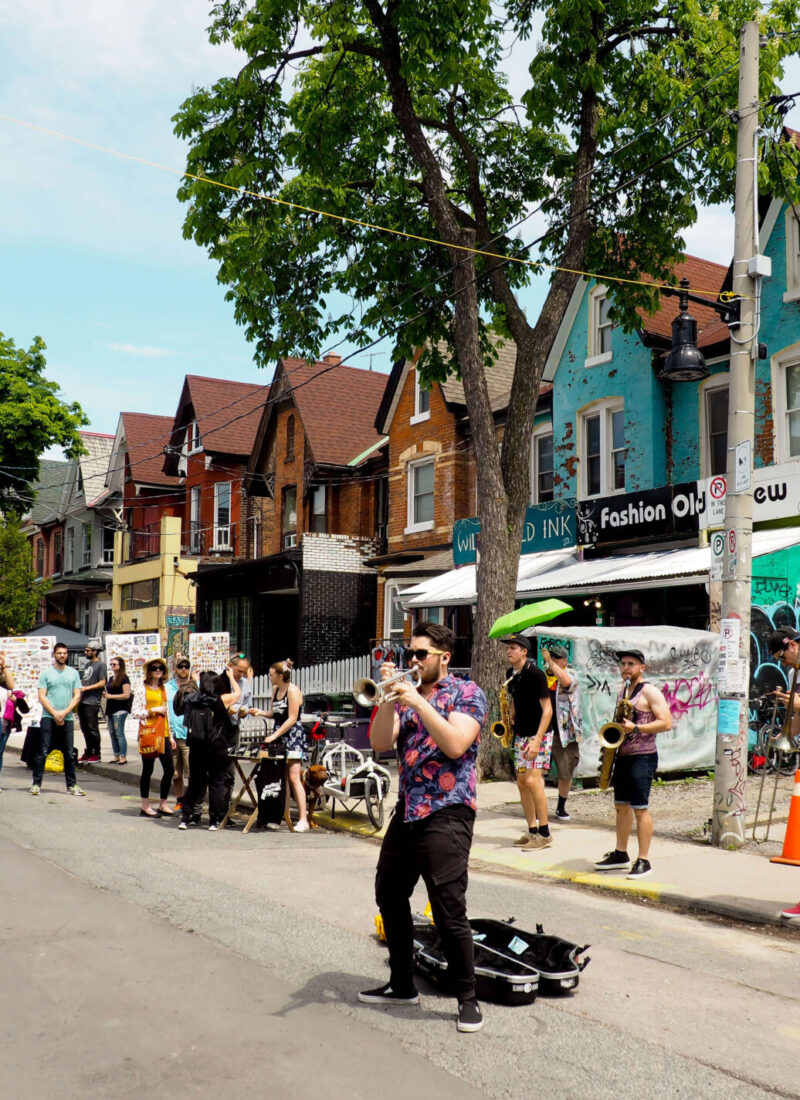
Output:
[
  {"xmin": 457, "ymin": 999, "xmax": 484, "ymax": 1033},
  {"xmin": 627, "ymin": 858, "xmax": 652, "ymax": 879},
  {"xmin": 555, "ymin": 808, "xmax": 571, "ymax": 821},
  {"xmin": 357, "ymin": 983, "xmax": 419, "ymax": 1006},
  {"xmin": 594, "ymin": 850, "xmax": 631, "ymax": 871}
]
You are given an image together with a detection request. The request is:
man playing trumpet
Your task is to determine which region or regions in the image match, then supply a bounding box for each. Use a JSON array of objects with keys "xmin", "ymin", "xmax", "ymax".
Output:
[{"xmin": 594, "ymin": 649, "xmax": 671, "ymax": 879}]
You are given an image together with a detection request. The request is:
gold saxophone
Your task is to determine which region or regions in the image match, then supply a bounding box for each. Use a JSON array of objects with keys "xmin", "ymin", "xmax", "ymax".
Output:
[
  {"xmin": 491, "ymin": 673, "xmax": 518, "ymax": 749},
  {"xmin": 598, "ymin": 682, "xmax": 634, "ymax": 791}
]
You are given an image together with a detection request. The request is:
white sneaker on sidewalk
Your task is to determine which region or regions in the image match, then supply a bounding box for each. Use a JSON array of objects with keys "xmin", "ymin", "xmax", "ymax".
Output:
[{"xmin": 294, "ymin": 820, "xmax": 310, "ymax": 833}]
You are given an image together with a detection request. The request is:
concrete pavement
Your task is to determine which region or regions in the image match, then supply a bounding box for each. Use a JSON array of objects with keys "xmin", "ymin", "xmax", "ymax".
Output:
[{"xmin": 6, "ymin": 723, "xmax": 800, "ymax": 931}]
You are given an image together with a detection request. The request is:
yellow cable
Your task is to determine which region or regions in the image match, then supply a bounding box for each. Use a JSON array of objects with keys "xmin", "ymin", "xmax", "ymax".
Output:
[{"xmin": 0, "ymin": 111, "xmax": 745, "ymax": 302}]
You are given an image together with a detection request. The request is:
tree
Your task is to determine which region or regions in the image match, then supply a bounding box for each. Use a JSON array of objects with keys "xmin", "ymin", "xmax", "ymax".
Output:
[
  {"xmin": 174, "ymin": 0, "xmax": 799, "ymax": 775},
  {"xmin": 0, "ymin": 513, "xmax": 49, "ymax": 635},
  {"xmin": 0, "ymin": 332, "xmax": 88, "ymax": 509}
]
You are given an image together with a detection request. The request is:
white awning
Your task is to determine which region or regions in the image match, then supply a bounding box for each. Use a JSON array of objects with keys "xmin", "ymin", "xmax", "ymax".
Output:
[{"xmin": 403, "ymin": 528, "xmax": 800, "ymax": 609}]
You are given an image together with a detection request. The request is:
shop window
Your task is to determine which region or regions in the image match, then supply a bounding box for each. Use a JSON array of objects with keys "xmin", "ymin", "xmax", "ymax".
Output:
[
  {"xmin": 701, "ymin": 379, "xmax": 729, "ymax": 477},
  {"xmin": 531, "ymin": 425, "xmax": 554, "ymax": 504},
  {"xmin": 282, "ymin": 485, "xmax": 297, "ymax": 548},
  {"xmin": 310, "ymin": 484, "xmax": 327, "ymax": 533},
  {"xmin": 406, "ymin": 459, "xmax": 434, "ymax": 532},
  {"xmin": 586, "ymin": 285, "xmax": 613, "ymax": 366},
  {"xmin": 210, "ymin": 599, "xmax": 223, "ymax": 632},
  {"xmin": 412, "ymin": 370, "xmax": 431, "ymax": 423},
  {"xmin": 579, "ymin": 401, "xmax": 625, "ymax": 498},
  {"xmin": 772, "ymin": 347, "xmax": 800, "ymax": 461}
]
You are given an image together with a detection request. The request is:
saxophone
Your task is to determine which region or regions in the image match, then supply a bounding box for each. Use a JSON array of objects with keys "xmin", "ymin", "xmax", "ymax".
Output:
[
  {"xmin": 598, "ymin": 681, "xmax": 634, "ymax": 791},
  {"xmin": 491, "ymin": 673, "xmax": 518, "ymax": 749}
]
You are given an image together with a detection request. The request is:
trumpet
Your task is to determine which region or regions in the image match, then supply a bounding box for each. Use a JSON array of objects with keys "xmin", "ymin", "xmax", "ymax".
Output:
[{"xmin": 353, "ymin": 667, "xmax": 422, "ymax": 707}]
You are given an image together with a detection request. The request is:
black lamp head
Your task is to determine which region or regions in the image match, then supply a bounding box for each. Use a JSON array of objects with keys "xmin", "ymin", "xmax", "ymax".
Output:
[{"xmin": 658, "ymin": 278, "xmax": 710, "ymax": 383}]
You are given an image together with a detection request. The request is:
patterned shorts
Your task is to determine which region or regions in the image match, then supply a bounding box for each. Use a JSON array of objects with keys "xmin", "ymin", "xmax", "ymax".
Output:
[
  {"xmin": 279, "ymin": 722, "xmax": 307, "ymax": 761},
  {"xmin": 514, "ymin": 730, "xmax": 553, "ymax": 772}
]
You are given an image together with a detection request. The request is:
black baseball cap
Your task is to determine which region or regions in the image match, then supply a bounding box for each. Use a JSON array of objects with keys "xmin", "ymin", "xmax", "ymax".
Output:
[
  {"xmin": 615, "ymin": 648, "xmax": 646, "ymax": 663},
  {"xmin": 768, "ymin": 628, "xmax": 799, "ymax": 656},
  {"xmin": 499, "ymin": 633, "xmax": 531, "ymax": 652}
]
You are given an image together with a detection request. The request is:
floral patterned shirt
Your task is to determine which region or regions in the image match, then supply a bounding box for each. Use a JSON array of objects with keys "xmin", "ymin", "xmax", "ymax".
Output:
[{"xmin": 395, "ymin": 674, "xmax": 488, "ymax": 822}]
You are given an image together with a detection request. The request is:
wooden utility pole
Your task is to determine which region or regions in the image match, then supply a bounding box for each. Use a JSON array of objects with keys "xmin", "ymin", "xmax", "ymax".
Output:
[{"xmin": 712, "ymin": 22, "xmax": 762, "ymax": 848}]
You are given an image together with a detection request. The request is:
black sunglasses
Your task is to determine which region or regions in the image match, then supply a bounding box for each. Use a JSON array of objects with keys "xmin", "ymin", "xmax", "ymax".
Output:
[
  {"xmin": 176, "ymin": 662, "xmax": 190, "ymax": 669},
  {"xmin": 403, "ymin": 647, "xmax": 444, "ymax": 662}
]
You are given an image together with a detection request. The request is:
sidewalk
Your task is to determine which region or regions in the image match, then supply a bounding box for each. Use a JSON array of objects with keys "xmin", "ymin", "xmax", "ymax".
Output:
[{"xmin": 7, "ymin": 725, "xmax": 799, "ymax": 931}]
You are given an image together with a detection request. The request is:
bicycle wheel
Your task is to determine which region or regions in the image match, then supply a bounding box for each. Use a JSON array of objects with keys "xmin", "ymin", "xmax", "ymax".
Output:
[{"xmin": 365, "ymin": 775, "xmax": 384, "ymax": 830}]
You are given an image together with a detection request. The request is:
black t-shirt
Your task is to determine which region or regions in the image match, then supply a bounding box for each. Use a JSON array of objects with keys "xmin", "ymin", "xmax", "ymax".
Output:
[
  {"xmin": 506, "ymin": 660, "xmax": 550, "ymax": 736},
  {"xmin": 105, "ymin": 674, "xmax": 132, "ymax": 716}
]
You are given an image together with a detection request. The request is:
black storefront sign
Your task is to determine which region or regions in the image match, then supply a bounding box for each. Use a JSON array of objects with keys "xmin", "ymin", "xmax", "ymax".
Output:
[{"xmin": 576, "ymin": 481, "xmax": 708, "ymax": 547}]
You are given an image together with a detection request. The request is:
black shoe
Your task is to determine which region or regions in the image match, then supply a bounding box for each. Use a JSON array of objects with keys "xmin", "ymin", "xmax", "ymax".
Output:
[
  {"xmin": 627, "ymin": 858, "xmax": 652, "ymax": 879},
  {"xmin": 189, "ymin": 815, "xmax": 201, "ymax": 826},
  {"xmin": 555, "ymin": 808, "xmax": 571, "ymax": 821},
  {"xmin": 357, "ymin": 983, "xmax": 419, "ymax": 1006},
  {"xmin": 594, "ymin": 850, "xmax": 631, "ymax": 871},
  {"xmin": 457, "ymin": 999, "xmax": 484, "ymax": 1033}
]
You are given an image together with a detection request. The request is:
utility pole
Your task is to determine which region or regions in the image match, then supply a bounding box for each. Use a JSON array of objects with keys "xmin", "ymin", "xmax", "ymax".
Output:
[{"xmin": 712, "ymin": 21, "xmax": 763, "ymax": 847}]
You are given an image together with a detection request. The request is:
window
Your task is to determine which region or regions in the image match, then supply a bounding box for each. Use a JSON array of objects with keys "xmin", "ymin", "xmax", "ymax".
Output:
[
  {"xmin": 186, "ymin": 419, "xmax": 201, "ymax": 454},
  {"xmin": 35, "ymin": 538, "xmax": 45, "ymax": 578},
  {"xmin": 285, "ymin": 414, "xmax": 295, "ymax": 460},
  {"xmin": 579, "ymin": 401, "xmax": 625, "ymax": 498},
  {"xmin": 120, "ymin": 578, "xmax": 160, "ymax": 611},
  {"xmin": 385, "ymin": 583, "xmax": 408, "ymax": 638},
  {"xmin": 53, "ymin": 530, "xmax": 63, "ymax": 575},
  {"xmin": 189, "ymin": 486, "xmax": 202, "ymax": 553},
  {"xmin": 784, "ymin": 207, "xmax": 800, "ymax": 301},
  {"xmin": 65, "ymin": 527, "xmax": 74, "ymax": 573},
  {"xmin": 375, "ymin": 476, "xmax": 389, "ymax": 544},
  {"xmin": 531, "ymin": 426, "xmax": 554, "ymax": 504},
  {"xmin": 587, "ymin": 285, "xmax": 613, "ymax": 365},
  {"xmin": 213, "ymin": 482, "xmax": 232, "ymax": 549},
  {"xmin": 772, "ymin": 348, "xmax": 800, "ymax": 461},
  {"xmin": 82, "ymin": 522, "xmax": 93, "ymax": 567},
  {"xmin": 210, "ymin": 599, "xmax": 223, "ymax": 632},
  {"xmin": 309, "ymin": 484, "xmax": 327, "ymax": 533},
  {"xmin": 702, "ymin": 379, "xmax": 729, "ymax": 477},
  {"xmin": 407, "ymin": 459, "xmax": 434, "ymax": 532},
  {"xmin": 282, "ymin": 485, "xmax": 297, "ymax": 548},
  {"xmin": 411, "ymin": 370, "xmax": 431, "ymax": 423},
  {"xmin": 101, "ymin": 524, "xmax": 115, "ymax": 566}
]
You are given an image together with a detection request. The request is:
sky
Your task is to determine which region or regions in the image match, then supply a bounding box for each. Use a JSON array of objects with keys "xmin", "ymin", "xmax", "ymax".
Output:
[{"xmin": 1, "ymin": 3, "xmax": 799, "ymax": 444}]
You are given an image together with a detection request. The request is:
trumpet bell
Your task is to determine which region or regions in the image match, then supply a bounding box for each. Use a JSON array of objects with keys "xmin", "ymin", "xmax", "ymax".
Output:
[
  {"xmin": 771, "ymin": 730, "xmax": 799, "ymax": 755},
  {"xmin": 353, "ymin": 678, "xmax": 379, "ymax": 708},
  {"xmin": 352, "ymin": 667, "xmax": 422, "ymax": 708},
  {"xmin": 598, "ymin": 722, "xmax": 626, "ymax": 750}
]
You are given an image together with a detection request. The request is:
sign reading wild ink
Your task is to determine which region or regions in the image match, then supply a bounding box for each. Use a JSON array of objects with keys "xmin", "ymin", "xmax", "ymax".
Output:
[{"xmin": 453, "ymin": 499, "xmax": 576, "ymax": 566}]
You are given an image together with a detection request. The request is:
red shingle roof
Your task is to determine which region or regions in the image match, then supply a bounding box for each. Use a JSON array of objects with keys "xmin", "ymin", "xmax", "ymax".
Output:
[
  {"xmin": 181, "ymin": 375, "xmax": 270, "ymax": 456},
  {"xmin": 637, "ymin": 254, "xmax": 729, "ymax": 346},
  {"xmin": 121, "ymin": 412, "xmax": 182, "ymax": 487},
  {"xmin": 278, "ymin": 358, "xmax": 388, "ymax": 466}
]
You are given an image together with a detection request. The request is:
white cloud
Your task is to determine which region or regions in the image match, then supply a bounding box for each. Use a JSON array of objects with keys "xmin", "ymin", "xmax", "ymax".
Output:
[{"xmin": 108, "ymin": 342, "xmax": 172, "ymax": 357}]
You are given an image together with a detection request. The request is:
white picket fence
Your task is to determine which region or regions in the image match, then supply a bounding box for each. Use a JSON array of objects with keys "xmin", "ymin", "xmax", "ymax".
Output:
[{"xmin": 252, "ymin": 654, "xmax": 370, "ymax": 710}]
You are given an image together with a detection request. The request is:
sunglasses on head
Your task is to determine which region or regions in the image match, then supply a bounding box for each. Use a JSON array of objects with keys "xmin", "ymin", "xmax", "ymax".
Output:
[{"xmin": 403, "ymin": 647, "xmax": 445, "ymax": 662}]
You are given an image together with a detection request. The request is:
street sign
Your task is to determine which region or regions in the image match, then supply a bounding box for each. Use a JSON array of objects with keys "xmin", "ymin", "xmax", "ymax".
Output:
[
  {"xmin": 710, "ymin": 530, "xmax": 725, "ymax": 581},
  {"xmin": 734, "ymin": 439, "xmax": 751, "ymax": 493}
]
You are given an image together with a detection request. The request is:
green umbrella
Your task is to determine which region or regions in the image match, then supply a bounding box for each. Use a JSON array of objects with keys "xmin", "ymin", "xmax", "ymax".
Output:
[{"xmin": 489, "ymin": 598, "xmax": 572, "ymax": 639}]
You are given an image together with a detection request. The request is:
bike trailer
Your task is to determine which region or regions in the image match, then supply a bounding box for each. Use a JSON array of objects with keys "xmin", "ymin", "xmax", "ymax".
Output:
[{"xmin": 412, "ymin": 917, "xmax": 590, "ymax": 1004}]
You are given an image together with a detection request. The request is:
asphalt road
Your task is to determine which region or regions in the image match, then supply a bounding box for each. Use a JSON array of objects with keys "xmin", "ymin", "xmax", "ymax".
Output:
[{"xmin": 1, "ymin": 761, "xmax": 799, "ymax": 1100}]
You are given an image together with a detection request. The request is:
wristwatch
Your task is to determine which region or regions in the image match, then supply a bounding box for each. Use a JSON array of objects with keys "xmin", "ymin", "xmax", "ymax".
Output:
[{"xmin": 632, "ymin": 725, "xmax": 640, "ymax": 735}]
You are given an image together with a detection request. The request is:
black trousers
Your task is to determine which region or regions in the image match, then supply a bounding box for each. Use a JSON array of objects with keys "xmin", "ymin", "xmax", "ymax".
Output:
[
  {"xmin": 182, "ymin": 741, "xmax": 231, "ymax": 825},
  {"xmin": 77, "ymin": 703, "xmax": 101, "ymax": 756},
  {"xmin": 139, "ymin": 748, "xmax": 174, "ymax": 800},
  {"xmin": 375, "ymin": 803, "xmax": 476, "ymax": 1002}
]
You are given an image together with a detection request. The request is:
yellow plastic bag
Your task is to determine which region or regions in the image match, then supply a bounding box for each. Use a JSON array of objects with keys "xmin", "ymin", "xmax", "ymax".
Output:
[{"xmin": 44, "ymin": 749, "xmax": 64, "ymax": 773}]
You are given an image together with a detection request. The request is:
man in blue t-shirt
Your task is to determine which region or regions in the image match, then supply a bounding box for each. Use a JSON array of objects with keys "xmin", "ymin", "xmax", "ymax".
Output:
[{"xmin": 33, "ymin": 643, "xmax": 84, "ymax": 796}]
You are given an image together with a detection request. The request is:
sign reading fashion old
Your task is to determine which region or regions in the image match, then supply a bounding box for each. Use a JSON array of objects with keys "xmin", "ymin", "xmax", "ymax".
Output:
[
  {"xmin": 452, "ymin": 499, "xmax": 576, "ymax": 566},
  {"xmin": 577, "ymin": 481, "xmax": 708, "ymax": 546}
]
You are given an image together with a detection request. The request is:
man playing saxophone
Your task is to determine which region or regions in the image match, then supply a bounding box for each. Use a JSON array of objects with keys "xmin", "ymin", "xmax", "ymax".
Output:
[
  {"xmin": 499, "ymin": 634, "xmax": 553, "ymax": 851},
  {"xmin": 594, "ymin": 649, "xmax": 672, "ymax": 879}
]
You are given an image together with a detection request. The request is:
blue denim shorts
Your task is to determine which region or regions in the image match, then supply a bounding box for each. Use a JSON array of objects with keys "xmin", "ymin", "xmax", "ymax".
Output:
[{"xmin": 613, "ymin": 752, "xmax": 658, "ymax": 809}]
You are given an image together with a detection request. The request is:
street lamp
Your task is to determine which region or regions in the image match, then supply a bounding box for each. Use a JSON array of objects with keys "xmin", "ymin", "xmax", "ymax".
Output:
[{"xmin": 658, "ymin": 278, "xmax": 742, "ymax": 383}]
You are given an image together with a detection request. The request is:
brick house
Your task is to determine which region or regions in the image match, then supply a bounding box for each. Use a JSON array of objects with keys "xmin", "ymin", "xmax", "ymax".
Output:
[{"xmin": 194, "ymin": 355, "xmax": 388, "ymax": 669}]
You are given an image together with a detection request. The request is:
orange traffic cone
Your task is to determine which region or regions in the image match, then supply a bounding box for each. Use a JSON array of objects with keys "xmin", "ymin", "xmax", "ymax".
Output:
[{"xmin": 771, "ymin": 770, "xmax": 800, "ymax": 867}]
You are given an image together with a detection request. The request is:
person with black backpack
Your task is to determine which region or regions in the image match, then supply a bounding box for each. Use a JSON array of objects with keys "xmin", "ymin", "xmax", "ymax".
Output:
[{"xmin": 175, "ymin": 668, "xmax": 240, "ymax": 831}]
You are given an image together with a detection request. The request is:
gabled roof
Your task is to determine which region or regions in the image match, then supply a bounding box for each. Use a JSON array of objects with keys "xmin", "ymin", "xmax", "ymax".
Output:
[
  {"xmin": 636, "ymin": 254, "xmax": 729, "ymax": 348},
  {"xmin": 26, "ymin": 459, "xmax": 70, "ymax": 525},
  {"xmin": 164, "ymin": 375, "xmax": 270, "ymax": 474},
  {"xmin": 119, "ymin": 412, "xmax": 182, "ymax": 488},
  {"xmin": 250, "ymin": 357, "xmax": 387, "ymax": 474},
  {"xmin": 74, "ymin": 432, "xmax": 116, "ymax": 509}
]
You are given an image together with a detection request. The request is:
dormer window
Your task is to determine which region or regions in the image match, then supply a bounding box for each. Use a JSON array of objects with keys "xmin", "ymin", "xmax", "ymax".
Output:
[
  {"xmin": 411, "ymin": 370, "xmax": 431, "ymax": 424},
  {"xmin": 586, "ymin": 285, "xmax": 613, "ymax": 366},
  {"xmin": 186, "ymin": 419, "xmax": 201, "ymax": 454}
]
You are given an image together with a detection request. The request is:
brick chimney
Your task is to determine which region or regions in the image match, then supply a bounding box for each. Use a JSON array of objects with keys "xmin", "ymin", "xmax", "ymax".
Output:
[{"xmin": 322, "ymin": 353, "xmax": 342, "ymax": 365}]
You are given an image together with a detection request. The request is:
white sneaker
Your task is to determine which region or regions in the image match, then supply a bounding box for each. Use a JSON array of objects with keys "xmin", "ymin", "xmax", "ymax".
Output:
[
  {"xmin": 30, "ymin": 785, "xmax": 40, "ymax": 796},
  {"xmin": 68, "ymin": 786, "xmax": 86, "ymax": 797},
  {"xmin": 294, "ymin": 819, "xmax": 310, "ymax": 833},
  {"xmin": 265, "ymin": 822, "xmax": 281, "ymax": 831}
]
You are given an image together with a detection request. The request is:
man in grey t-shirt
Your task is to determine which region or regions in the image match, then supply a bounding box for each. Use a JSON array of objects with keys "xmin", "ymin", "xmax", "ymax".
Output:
[{"xmin": 77, "ymin": 639, "xmax": 106, "ymax": 763}]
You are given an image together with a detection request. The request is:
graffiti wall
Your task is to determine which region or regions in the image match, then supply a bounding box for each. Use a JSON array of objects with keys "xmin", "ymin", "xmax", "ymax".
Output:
[
  {"xmin": 749, "ymin": 544, "xmax": 800, "ymax": 700},
  {"xmin": 528, "ymin": 625, "xmax": 719, "ymax": 777}
]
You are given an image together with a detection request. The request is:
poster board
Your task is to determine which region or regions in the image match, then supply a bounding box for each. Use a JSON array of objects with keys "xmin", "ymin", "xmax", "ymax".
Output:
[
  {"xmin": 104, "ymin": 633, "xmax": 163, "ymax": 743},
  {"xmin": 527, "ymin": 625, "xmax": 720, "ymax": 776},
  {"xmin": 0, "ymin": 635, "xmax": 57, "ymax": 726},
  {"xmin": 189, "ymin": 632, "xmax": 230, "ymax": 674}
]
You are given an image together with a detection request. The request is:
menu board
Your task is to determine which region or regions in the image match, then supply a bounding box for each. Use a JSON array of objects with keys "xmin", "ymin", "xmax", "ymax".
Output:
[
  {"xmin": 0, "ymin": 635, "xmax": 57, "ymax": 726},
  {"xmin": 103, "ymin": 633, "xmax": 162, "ymax": 692},
  {"xmin": 189, "ymin": 632, "xmax": 230, "ymax": 675}
]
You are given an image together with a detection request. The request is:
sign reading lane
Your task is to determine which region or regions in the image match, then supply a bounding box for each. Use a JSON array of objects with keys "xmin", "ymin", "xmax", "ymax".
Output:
[{"xmin": 453, "ymin": 499, "xmax": 576, "ymax": 566}]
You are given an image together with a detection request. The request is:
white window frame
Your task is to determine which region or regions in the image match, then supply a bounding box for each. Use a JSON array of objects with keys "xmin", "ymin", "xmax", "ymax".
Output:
[
  {"xmin": 585, "ymin": 284, "xmax": 614, "ymax": 367},
  {"xmin": 410, "ymin": 370, "xmax": 431, "ymax": 424},
  {"xmin": 81, "ymin": 522, "xmax": 93, "ymax": 567},
  {"xmin": 405, "ymin": 458, "xmax": 435, "ymax": 533},
  {"xmin": 530, "ymin": 422, "xmax": 555, "ymax": 504},
  {"xmin": 101, "ymin": 523, "xmax": 115, "ymax": 566},
  {"xmin": 384, "ymin": 582, "xmax": 409, "ymax": 638},
  {"xmin": 699, "ymin": 374, "xmax": 730, "ymax": 479},
  {"xmin": 213, "ymin": 481, "xmax": 232, "ymax": 550},
  {"xmin": 186, "ymin": 419, "xmax": 202, "ymax": 455},
  {"xmin": 578, "ymin": 399, "xmax": 626, "ymax": 500},
  {"xmin": 783, "ymin": 207, "xmax": 800, "ymax": 303},
  {"xmin": 282, "ymin": 485, "xmax": 298, "ymax": 549},
  {"xmin": 189, "ymin": 486, "xmax": 202, "ymax": 554},
  {"xmin": 65, "ymin": 527, "xmax": 74, "ymax": 573},
  {"xmin": 772, "ymin": 343, "xmax": 800, "ymax": 462}
]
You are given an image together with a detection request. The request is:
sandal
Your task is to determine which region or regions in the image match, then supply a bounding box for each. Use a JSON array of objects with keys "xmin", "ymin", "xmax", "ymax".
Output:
[
  {"xmin": 139, "ymin": 808, "xmax": 158, "ymax": 817},
  {"xmin": 157, "ymin": 806, "xmax": 174, "ymax": 816}
]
